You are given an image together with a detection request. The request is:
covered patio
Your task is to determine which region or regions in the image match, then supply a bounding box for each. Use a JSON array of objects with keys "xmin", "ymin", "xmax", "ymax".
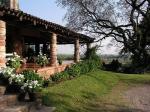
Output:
[{"xmin": 0, "ymin": 6, "xmax": 94, "ymax": 78}]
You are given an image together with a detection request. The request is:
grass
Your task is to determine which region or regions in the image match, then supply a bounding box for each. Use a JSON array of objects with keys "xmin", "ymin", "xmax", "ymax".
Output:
[{"xmin": 42, "ymin": 70, "xmax": 150, "ymax": 112}]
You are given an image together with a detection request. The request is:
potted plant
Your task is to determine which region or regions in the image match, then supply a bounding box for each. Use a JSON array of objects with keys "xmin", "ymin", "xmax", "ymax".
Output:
[
  {"xmin": 0, "ymin": 67, "xmax": 14, "ymax": 85},
  {"xmin": 21, "ymin": 70, "xmax": 43, "ymax": 101},
  {"xmin": 36, "ymin": 53, "xmax": 48, "ymax": 67},
  {"xmin": 7, "ymin": 73, "xmax": 25, "ymax": 93},
  {"xmin": 7, "ymin": 52, "xmax": 22, "ymax": 72}
]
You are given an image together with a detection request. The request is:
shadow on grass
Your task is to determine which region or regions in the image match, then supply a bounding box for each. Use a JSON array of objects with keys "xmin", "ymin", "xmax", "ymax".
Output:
[
  {"xmin": 42, "ymin": 92, "xmax": 80, "ymax": 112},
  {"xmin": 117, "ymin": 75, "xmax": 150, "ymax": 85},
  {"xmin": 42, "ymin": 90, "xmax": 146, "ymax": 112},
  {"xmin": 85, "ymin": 102, "xmax": 146, "ymax": 112}
]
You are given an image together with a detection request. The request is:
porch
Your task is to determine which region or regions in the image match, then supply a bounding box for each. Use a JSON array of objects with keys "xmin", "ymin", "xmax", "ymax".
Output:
[{"xmin": 0, "ymin": 6, "xmax": 94, "ymax": 78}]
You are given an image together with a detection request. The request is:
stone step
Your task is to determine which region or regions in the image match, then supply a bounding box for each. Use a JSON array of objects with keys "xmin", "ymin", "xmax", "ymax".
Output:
[
  {"xmin": 0, "ymin": 86, "xmax": 6, "ymax": 95},
  {"xmin": 0, "ymin": 94, "xmax": 18, "ymax": 108},
  {"xmin": 0, "ymin": 105, "xmax": 29, "ymax": 112}
]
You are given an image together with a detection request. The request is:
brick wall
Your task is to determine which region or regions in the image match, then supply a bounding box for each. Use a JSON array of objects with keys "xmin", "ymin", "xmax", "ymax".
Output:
[{"xmin": 37, "ymin": 64, "xmax": 71, "ymax": 79}]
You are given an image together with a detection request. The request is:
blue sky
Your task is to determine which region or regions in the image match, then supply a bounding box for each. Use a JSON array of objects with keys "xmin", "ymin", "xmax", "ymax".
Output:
[{"xmin": 19, "ymin": 0, "xmax": 66, "ymax": 25}]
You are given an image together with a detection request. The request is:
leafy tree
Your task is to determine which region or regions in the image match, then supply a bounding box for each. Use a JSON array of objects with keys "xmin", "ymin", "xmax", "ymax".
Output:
[{"xmin": 56, "ymin": 0, "xmax": 150, "ymax": 67}]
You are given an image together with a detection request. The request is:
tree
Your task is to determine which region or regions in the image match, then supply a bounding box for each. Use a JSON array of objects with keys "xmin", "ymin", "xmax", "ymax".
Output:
[{"xmin": 56, "ymin": 0, "xmax": 150, "ymax": 67}]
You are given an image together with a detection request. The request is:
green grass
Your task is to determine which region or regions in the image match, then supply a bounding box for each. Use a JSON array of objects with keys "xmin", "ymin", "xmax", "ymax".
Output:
[{"xmin": 42, "ymin": 70, "xmax": 150, "ymax": 112}]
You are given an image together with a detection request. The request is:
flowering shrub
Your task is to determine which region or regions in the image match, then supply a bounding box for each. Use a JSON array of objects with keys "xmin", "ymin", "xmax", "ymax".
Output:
[
  {"xmin": 1, "ymin": 67, "xmax": 14, "ymax": 78},
  {"xmin": 21, "ymin": 70, "xmax": 43, "ymax": 92},
  {"xmin": 21, "ymin": 80, "xmax": 41, "ymax": 92},
  {"xmin": 7, "ymin": 52, "xmax": 21, "ymax": 69},
  {"xmin": 36, "ymin": 53, "xmax": 48, "ymax": 67},
  {"xmin": 8, "ymin": 73, "xmax": 25, "ymax": 85}
]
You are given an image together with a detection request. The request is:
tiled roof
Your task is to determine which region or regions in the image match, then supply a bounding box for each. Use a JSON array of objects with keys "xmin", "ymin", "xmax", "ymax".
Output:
[{"xmin": 0, "ymin": 6, "xmax": 94, "ymax": 43}]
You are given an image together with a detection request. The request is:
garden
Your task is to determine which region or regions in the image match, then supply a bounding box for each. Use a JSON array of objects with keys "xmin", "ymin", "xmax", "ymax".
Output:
[
  {"xmin": 0, "ymin": 46, "xmax": 150, "ymax": 112},
  {"xmin": 0, "ymin": 46, "xmax": 101, "ymax": 103}
]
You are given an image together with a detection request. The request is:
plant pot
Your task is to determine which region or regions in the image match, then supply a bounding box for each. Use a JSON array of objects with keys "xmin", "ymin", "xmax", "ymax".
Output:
[
  {"xmin": 6, "ymin": 84, "xmax": 21, "ymax": 93},
  {"xmin": 28, "ymin": 92, "xmax": 36, "ymax": 101},
  {"xmin": 0, "ymin": 76, "xmax": 9, "ymax": 86},
  {"xmin": 28, "ymin": 92, "xmax": 42, "ymax": 102},
  {"xmin": 18, "ymin": 92, "xmax": 26, "ymax": 101}
]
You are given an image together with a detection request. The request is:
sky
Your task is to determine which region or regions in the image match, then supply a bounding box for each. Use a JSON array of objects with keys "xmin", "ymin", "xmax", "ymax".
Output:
[{"xmin": 19, "ymin": 0, "xmax": 119, "ymax": 55}]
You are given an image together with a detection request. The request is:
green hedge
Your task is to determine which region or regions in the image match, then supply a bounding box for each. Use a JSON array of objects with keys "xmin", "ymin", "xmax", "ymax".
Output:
[
  {"xmin": 51, "ymin": 46, "xmax": 101, "ymax": 82},
  {"xmin": 51, "ymin": 59, "xmax": 101, "ymax": 82}
]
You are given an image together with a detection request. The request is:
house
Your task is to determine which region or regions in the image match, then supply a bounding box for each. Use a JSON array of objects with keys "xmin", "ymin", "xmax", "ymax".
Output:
[{"xmin": 0, "ymin": 0, "xmax": 94, "ymax": 78}]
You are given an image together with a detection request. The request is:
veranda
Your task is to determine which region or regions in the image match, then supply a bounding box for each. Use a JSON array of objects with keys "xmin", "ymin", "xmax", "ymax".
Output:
[{"xmin": 0, "ymin": 4, "xmax": 94, "ymax": 78}]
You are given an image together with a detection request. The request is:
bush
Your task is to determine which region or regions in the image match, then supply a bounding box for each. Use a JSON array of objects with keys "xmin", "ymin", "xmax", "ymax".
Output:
[
  {"xmin": 51, "ymin": 71, "xmax": 69, "ymax": 82},
  {"xmin": 43, "ymin": 78, "xmax": 53, "ymax": 87},
  {"xmin": 21, "ymin": 70, "xmax": 43, "ymax": 92},
  {"xmin": 22, "ymin": 70, "xmax": 43, "ymax": 81},
  {"xmin": 67, "ymin": 64, "xmax": 81, "ymax": 77},
  {"xmin": 50, "ymin": 46, "xmax": 102, "ymax": 83},
  {"xmin": 79, "ymin": 61, "xmax": 90, "ymax": 74},
  {"xmin": 102, "ymin": 59, "xmax": 122, "ymax": 72},
  {"xmin": 51, "ymin": 59, "xmax": 101, "ymax": 82},
  {"xmin": 7, "ymin": 52, "xmax": 21, "ymax": 69},
  {"xmin": 1, "ymin": 67, "xmax": 14, "ymax": 78},
  {"xmin": 36, "ymin": 53, "xmax": 48, "ymax": 67}
]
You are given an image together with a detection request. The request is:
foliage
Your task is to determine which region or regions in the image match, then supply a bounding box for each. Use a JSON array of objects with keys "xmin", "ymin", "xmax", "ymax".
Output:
[
  {"xmin": 21, "ymin": 80, "xmax": 42, "ymax": 93},
  {"xmin": 51, "ymin": 59, "xmax": 101, "ymax": 82},
  {"xmin": 51, "ymin": 71, "xmax": 69, "ymax": 82},
  {"xmin": 85, "ymin": 46, "xmax": 101, "ymax": 66},
  {"xmin": 57, "ymin": 0, "xmax": 150, "ymax": 68},
  {"xmin": 1, "ymin": 67, "xmax": 43, "ymax": 92},
  {"xmin": 21, "ymin": 70, "xmax": 43, "ymax": 92},
  {"xmin": 7, "ymin": 52, "xmax": 21, "ymax": 69},
  {"xmin": 51, "ymin": 46, "xmax": 101, "ymax": 82},
  {"xmin": 102, "ymin": 59, "xmax": 122, "ymax": 72},
  {"xmin": 22, "ymin": 70, "xmax": 42, "ymax": 81},
  {"xmin": 36, "ymin": 53, "xmax": 48, "ymax": 66},
  {"xmin": 67, "ymin": 64, "xmax": 81, "ymax": 77},
  {"xmin": 8, "ymin": 73, "xmax": 25, "ymax": 85},
  {"xmin": 43, "ymin": 78, "xmax": 53, "ymax": 87},
  {"xmin": 1, "ymin": 67, "xmax": 14, "ymax": 78}
]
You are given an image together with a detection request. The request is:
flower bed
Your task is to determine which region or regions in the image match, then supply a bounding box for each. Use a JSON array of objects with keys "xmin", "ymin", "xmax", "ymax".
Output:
[{"xmin": 0, "ymin": 67, "xmax": 44, "ymax": 101}]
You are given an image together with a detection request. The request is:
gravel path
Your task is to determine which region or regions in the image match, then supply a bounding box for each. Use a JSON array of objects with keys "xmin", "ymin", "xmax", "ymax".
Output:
[{"xmin": 124, "ymin": 85, "xmax": 150, "ymax": 112}]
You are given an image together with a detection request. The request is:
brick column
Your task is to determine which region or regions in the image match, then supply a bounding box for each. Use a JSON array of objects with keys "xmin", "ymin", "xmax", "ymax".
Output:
[
  {"xmin": 0, "ymin": 20, "xmax": 6, "ymax": 68},
  {"xmin": 74, "ymin": 38, "xmax": 80, "ymax": 63},
  {"xmin": 50, "ymin": 33, "xmax": 57, "ymax": 66}
]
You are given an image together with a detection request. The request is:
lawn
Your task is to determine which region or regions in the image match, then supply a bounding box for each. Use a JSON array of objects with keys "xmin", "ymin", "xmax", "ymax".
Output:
[{"xmin": 42, "ymin": 70, "xmax": 150, "ymax": 112}]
